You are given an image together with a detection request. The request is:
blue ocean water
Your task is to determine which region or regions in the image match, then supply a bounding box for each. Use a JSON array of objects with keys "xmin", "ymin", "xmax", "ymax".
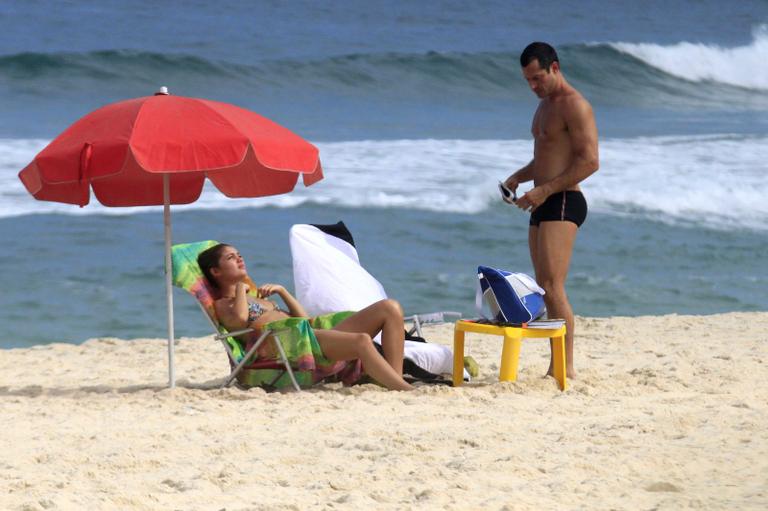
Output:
[{"xmin": 1, "ymin": 1, "xmax": 767, "ymax": 347}]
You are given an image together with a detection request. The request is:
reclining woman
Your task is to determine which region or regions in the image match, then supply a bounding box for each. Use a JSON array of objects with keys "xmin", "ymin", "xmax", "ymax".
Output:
[{"xmin": 198, "ymin": 243, "xmax": 414, "ymax": 391}]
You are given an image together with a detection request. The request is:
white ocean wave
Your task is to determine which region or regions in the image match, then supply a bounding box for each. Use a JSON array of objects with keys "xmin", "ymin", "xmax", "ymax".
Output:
[
  {"xmin": 610, "ymin": 24, "xmax": 768, "ymax": 91},
  {"xmin": 2, "ymin": 135, "xmax": 767, "ymax": 231}
]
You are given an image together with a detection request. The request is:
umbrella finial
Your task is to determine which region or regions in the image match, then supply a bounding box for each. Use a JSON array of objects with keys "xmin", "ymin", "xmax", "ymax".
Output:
[{"xmin": 155, "ymin": 86, "xmax": 169, "ymax": 96}]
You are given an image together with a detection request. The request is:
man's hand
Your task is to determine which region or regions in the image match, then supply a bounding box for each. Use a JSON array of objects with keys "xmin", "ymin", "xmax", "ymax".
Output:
[
  {"xmin": 504, "ymin": 175, "xmax": 520, "ymax": 194},
  {"xmin": 515, "ymin": 186, "xmax": 548, "ymax": 212}
]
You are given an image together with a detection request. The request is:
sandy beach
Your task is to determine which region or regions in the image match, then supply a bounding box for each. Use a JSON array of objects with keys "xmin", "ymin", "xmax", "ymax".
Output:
[{"xmin": 1, "ymin": 311, "xmax": 766, "ymax": 510}]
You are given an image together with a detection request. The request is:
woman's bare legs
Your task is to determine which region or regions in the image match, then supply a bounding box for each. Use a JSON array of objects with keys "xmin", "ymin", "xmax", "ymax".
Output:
[
  {"xmin": 314, "ymin": 299, "xmax": 412, "ymax": 390},
  {"xmin": 332, "ymin": 299, "xmax": 407, "ymax": 374},
  {"xmin": 314, "ymin": 329, "xmax": 413, "ymax": 391}
]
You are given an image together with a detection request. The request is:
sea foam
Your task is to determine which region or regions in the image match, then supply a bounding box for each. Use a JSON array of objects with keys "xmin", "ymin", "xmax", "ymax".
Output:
[
  {"xmin": 610, "ymin": 24, "xmax": 768, "ymax": 91},
  {"xmin": 1, "ymin": 135, "xmax": 766, "ymax": 232}
]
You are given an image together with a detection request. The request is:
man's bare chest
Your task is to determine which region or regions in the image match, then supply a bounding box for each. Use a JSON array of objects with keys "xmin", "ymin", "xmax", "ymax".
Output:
[{"xmin": 531, "ymin": 103, "xmax": 567, "ymax": 142}]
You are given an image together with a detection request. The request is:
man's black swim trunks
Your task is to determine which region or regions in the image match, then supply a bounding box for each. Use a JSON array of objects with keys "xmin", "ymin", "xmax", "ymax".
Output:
[{"xmin": 529, "ymin": 190, "xmax": 588, "ymax": 227}]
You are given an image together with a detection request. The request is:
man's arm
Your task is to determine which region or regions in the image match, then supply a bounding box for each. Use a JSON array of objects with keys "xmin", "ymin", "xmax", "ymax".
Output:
[
  {"xmin": 505, "ymin": 159, "xmax": 536, "ymax": 189},
  {"xmin": 538, "ymin": 97, "xmax": 599, "ymax": 196}
]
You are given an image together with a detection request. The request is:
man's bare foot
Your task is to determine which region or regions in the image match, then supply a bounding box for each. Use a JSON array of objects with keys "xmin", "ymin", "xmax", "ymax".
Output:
[{"xmin": 545, "ymin": 366, "xmax": 577, "ymax": 380}]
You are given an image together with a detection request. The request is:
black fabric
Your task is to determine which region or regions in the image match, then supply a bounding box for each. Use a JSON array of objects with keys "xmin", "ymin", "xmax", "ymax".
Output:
[
  {"xmin": 404, "ymin": 374, "xmax": 453, "ymax": 386},
  {"xmin": 404, "ymin": 330, "xmax": 427, "ymax": 343},
  {"xmin": 529, "ymin": 190, "xmax": 588, "ymax": 227},
  {"xmin": 403, "ymin": 358, "xmax": 443, "ymax": 381},
  {"xmin": 310, "ymin": 221, "xmax": 356, "ymax": 247},
  {"xmin": 373, "ymin": 342, "xmax": 444, "ymax": 382}
]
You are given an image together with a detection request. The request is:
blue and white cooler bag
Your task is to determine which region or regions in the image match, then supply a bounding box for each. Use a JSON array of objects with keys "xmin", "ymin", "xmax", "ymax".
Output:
[{"xmin": 476, "ymin": 266, "xmax": 546, "ymax": 323}]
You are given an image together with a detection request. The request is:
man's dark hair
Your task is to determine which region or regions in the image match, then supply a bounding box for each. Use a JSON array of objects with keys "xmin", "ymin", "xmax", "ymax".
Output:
[{"xmin": 520, "ymin": 42, "xmax": 559, "ymax": 71}]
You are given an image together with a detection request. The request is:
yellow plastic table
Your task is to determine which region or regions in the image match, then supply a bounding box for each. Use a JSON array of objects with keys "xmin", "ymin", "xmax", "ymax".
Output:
[{"xmin": 452, "ymin": 320, "xmax": 568, "ymax": 391}]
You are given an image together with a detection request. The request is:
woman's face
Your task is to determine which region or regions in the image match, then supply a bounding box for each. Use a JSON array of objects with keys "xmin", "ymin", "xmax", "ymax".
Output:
[{"xmin": 213, "ymin": 245, "xmax": 246, "ymax": 281}]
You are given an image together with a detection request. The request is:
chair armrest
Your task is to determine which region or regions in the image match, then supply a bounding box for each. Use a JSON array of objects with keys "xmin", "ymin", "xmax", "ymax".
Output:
[
  {"xmin": 405, "ymin": 311, "xmax": 463, "ymax": 337},
  {"xmin": 406, "ymin": 311, "xmax": 462, "ymax": 324},
  {"xmin": 214, "ymin": 327, "xmax": 254, "ymax": 341}
]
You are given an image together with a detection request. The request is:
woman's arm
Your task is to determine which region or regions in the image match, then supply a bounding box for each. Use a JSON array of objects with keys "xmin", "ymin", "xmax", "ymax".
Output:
[
  {"xmin": 214, "ymin": 281, "xmax": 250, "ymax": 330},
  {"xmin": 259, "ymin": 284, "xmax": 308, "ymax": 318}
]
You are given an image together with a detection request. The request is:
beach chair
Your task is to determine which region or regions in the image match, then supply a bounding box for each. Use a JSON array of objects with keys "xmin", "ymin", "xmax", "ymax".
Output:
[
  {"xmin": 170, "ymin": 241, "xmax": 302, "ymax": 391},
  {"xmin": 290, "ymin": 221, "xmax": 462, "ymax": 336},
  {"xmin": 290, "ymin": 221, "xmax": 467, "ymax": 380}
]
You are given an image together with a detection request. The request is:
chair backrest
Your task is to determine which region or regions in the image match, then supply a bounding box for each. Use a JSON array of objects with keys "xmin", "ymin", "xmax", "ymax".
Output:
[
  {"xmin": 171, "ymin": 240, "xmax": 220, "ymax": 316},
  {"xmin": 290, "ymin": 222, "xmax": 387, "ymax": 317},
  {"xmin": 289, "ymin": 222, "xmax": 464, "ymax": 378}
]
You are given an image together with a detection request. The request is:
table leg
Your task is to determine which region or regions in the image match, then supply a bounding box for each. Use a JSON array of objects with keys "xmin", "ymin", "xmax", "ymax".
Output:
[
  {"xmin": 452, "ymin": 328, "xmax": 465, "ymax": 387},
  {"xmin": 551, "ymin": 334, "xmax": 568, "ymax": 391},
  {"xmin": 499, "ymin": 335, "xmax": 521, "ymax": 382}
]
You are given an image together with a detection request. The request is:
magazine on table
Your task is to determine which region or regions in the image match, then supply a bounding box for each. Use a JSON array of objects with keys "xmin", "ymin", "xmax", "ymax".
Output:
[
  {"xmin": 524, "ymin": 319, "xmax": 566, "ymax": 329},
  {"xmin": 470, "ymin": 318, "xmax": 565, "ymax": 329}
]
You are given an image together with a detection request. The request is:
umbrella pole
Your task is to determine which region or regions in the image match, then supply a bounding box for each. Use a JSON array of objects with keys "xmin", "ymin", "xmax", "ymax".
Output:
[{"xmin": 163, "ymin": 174, "xmax": 176, "ymax": 388}]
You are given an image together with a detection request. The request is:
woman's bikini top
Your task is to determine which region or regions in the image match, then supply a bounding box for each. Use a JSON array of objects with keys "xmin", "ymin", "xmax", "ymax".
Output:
[{"xmin": 247, "ymin": 299, "xmax": 289, "ymax": 323}]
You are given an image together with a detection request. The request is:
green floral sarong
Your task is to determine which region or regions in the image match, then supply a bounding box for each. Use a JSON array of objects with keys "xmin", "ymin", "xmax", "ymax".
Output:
[{"xmin": 237, "ymin": 311, "xmax": 363, "ymax": 389}]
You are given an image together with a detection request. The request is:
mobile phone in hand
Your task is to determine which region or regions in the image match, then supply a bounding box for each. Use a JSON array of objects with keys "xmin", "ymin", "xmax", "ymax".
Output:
[{"xmin": 498, "ymin": 181, "xmax": 517, "ymax": 204}]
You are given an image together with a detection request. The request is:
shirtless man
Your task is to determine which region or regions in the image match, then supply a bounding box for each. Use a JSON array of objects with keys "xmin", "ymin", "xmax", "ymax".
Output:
[{"xmin": 504, "ymin": 42, "xmax": 599, "ymax": 379}]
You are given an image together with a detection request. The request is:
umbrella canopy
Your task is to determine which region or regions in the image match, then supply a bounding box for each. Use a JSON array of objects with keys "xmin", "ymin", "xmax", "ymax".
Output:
[
  {"xmin": 18, "ymin": 88, "xmax": 324, "ymax": 388},
  {"xmin": 19, "ymin": 89, "xmax": 323, "ymax": 205}
]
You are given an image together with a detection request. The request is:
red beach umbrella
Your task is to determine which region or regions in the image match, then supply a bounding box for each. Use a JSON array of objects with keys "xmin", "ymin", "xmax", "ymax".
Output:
[{"xmin": 18, "ymin": 87, "xmax": 323, "ymax": 387}]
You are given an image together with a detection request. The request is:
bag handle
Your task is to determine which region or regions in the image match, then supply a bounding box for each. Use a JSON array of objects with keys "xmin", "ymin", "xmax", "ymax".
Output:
[{"xmin": 475, "ymin": 271, "xmax": 490, "ymax": 320}]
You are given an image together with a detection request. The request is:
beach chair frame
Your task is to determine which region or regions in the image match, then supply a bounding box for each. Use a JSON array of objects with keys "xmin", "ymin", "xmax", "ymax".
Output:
[
  {"xmin": 405, "ymin": 311, "xmax": 463, "ymax": 338},
  {"xmin": 193, "ymin": 300, "xmax": 302, "ymax": 391},
  {"xmin": 171, "ymin": 241, "xmax": 302, "ymax": 392}
]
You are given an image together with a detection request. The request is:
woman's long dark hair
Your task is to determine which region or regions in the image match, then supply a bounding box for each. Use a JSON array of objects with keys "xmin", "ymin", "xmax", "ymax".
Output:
[{"xmin": 197, "ymin": 243, "xmax": 231, "ymax": 289}]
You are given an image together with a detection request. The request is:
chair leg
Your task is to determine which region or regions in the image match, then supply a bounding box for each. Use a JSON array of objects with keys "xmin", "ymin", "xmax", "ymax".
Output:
[
  {"xmin": 223, "ymin": 331, "xmax": 271, "ymax": 388},
  {"xmin": 271, "ymin": 333, "xmax": 301, "ymax": 392},
  {"xmin": 412, "ymin": 315, "xmax": 423, "ymax": 338}
]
